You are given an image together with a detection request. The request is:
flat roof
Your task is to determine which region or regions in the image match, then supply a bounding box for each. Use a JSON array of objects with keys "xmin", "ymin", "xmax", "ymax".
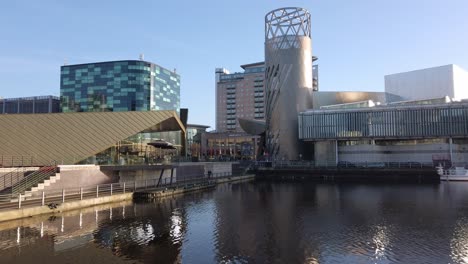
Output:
[
  {"xmin": 187, "ymin": 124, "xmax": 210, "ymax": 129},
  {"xmin": 302, "ymin": 101, "xmax": 468, "ymax": 114},
  {"xmin": 61, "ymin": 60, "xmax": 178, "ymax": 75},
  {"xmin": 240, "ymin": 62, "xmax": 265, "ymax": 69}
]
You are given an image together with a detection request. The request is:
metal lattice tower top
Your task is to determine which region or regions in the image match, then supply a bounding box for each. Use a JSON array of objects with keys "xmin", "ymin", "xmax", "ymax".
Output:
[{"xmin": 265, "ymin": 7, "xmax": 311, "ymax": 40}]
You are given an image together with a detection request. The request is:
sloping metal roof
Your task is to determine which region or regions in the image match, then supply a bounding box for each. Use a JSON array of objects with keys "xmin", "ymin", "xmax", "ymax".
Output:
[
  {"xmin": 0, "ymin": 111, "xmax": 185, "ymax": 165},
  {"xmin": 238, "ymin": 118, "xmax": 266, "ymax": 135}
]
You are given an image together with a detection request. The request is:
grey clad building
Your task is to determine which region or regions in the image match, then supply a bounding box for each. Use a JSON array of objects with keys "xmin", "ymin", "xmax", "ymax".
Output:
[{"xmin": 60, "ymin": 60, "xmax": 180, "ymax": 113}]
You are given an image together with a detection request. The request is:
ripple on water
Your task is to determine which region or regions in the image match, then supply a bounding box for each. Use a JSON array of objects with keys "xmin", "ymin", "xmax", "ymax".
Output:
[{"xmin": 2, "ymin": 182, "xmax": 468, "ymax": 263}]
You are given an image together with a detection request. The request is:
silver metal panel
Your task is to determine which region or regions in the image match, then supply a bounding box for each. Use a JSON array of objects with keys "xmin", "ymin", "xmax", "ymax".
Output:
[
  {"xmin": 311, "ymin": 91, "xmax": 401, "ymax": 109},
  {"xmin": 264, "ymin": 7, "xmax": 313, "ymax": 160}
]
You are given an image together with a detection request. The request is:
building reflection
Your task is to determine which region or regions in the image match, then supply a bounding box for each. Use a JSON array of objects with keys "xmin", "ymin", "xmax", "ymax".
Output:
[
  {"xmin": 0, "ymin": 198, "xmax": 189, "ymax": 263},
  {"xmin": 1, "ymin": 182, "xmax": 468, "ymax": 263},
  {"xmin": 211, "ymin": 181, "xmax": 465, "ymax": 263}
]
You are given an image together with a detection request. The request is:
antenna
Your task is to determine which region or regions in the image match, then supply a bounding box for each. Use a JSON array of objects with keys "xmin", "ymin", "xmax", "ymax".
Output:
[{"xmin": 139, "ymin": 54, "xmax": 144, "ymax": 61}]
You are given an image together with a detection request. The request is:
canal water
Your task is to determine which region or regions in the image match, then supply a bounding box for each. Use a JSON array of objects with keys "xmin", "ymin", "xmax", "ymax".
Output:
[{"xmin": 1, "ymin": 180, "xmax": 468, "ymax": 263}]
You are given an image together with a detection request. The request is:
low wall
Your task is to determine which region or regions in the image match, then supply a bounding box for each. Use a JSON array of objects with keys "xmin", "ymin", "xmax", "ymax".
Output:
[
  {"xmin": 118, "ymin": 168, "xmax": 175, "ymax": 184},
  {"xmin": 203, "ymin": 162, "xmax": 233, "ymax": 176},
  {"xmin": 0, "ymin": 167, "xmax": 39, "ymax": 178},
  {"xmin": 215, "ymin": 174, "xmax": 255, "ymax": 183},
  {"xmin": 0, "ymin": 193, "xmax": 132, "ymax": 223},
  {"xmin": 41, "ymin": 165, "xmax": 117, "ymax": 191}
]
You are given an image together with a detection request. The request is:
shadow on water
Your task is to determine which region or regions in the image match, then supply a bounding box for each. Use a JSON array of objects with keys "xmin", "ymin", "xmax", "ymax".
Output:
[{"xmin": 1, "ymin": 180, "xmax": 468, "ymax": 263}]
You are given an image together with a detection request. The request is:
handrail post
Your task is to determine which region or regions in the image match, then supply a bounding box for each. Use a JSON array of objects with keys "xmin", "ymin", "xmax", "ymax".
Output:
[
  {"xmin": 62, "ymin": 189, "xmax": 65, "ymax": 203},
  {"xmin": 80, "ymin": 187, "xmax": 83, "ymax": 200},
  {"xmin": 110, "ymin": 184, "xmax": 113, "ymax": 196},
  {"xmin": 18, "ymin": 194, "xmax": 22, "ymax": 209},
  {"xmin": 42, "ymin": 191, "xmax": 45, "ymax": 206},
  {"xmin": 96, "ymin": 185, "xmax": 99, "ymax": 198},
  {"xmin": 123, "ymin": 182, "xmax": 126, "ymax": 194}
]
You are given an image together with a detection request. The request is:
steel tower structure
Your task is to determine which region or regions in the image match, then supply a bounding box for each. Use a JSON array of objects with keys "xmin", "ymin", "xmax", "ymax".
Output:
[{"xmin": 264, "ymin": 7, "xmax": 314, "ymax": 160}]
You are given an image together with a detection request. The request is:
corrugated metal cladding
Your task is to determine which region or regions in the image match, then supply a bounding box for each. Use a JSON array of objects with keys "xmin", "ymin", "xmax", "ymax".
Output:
[
  {"xmin": 299, "ymin": 103, "xmax": 468, "ymax": 140},
  {"xmin": 0, "ymin": 111, "xmax": 185, "ymax": 165}
]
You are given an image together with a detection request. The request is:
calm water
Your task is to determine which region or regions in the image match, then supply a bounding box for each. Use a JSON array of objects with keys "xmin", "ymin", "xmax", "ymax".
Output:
[{"xmin": 1, "ymin": 181, "xmax": 468, "ymax": 263}]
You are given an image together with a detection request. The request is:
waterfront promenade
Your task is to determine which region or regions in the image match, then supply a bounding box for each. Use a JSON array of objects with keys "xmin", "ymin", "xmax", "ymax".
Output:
[{"xmin": 0, "ymin": 171, "xmax": 254, "ymax": 222}]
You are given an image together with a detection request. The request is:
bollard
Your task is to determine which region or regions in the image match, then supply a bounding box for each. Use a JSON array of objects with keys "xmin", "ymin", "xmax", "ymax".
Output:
[
  {"xmin": 62, "ymin": 189, "xmax": 65, "ymax": 203},
  {"xmin": 145, "ymin": 180, "xmax": 147, "ymax": 189},
  {"xmin": 18, "ymin": 194, "xmax": 22, "ymax": 209},
  {"xmin": 96, "ymin": 185, "xmax": 99, "ymax": 198},
  {"xmin": 80, "ymin": 187, "xmax": 83, "ymax": 200},
  {"xmin": 123, "ymin": 182, "xmax": 126, "ymax": 194},
  {"xmin": 42, "ymin": 191, "xmax": 45, "ymax": 206},
  {"xmin": 110, "ymin": 184, "xmax": 113, "ymax": 196}
]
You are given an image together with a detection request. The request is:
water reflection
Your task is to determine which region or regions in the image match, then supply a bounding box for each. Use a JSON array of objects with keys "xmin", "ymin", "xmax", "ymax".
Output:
[
  {"xmin": 451, "ymin": 218, "xmax": 468, "ymax": 263},
  {"xmin": 1, "ymin": 182, "xmax": 468, "ymax": 263}
]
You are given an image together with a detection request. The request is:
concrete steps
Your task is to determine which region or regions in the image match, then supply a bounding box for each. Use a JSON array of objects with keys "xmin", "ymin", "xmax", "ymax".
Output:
[{"xmin": 22, "ymin": 173, "xmax": 61, "ymax": 198}]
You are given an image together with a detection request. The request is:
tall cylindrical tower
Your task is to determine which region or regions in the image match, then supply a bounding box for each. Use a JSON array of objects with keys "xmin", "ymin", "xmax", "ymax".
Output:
[{"xmin": 264, "ymin": 7, "xmax": 313, "ymax": 160}]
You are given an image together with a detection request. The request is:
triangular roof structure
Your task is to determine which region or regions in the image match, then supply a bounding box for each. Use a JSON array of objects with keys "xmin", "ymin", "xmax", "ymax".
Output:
[{"xmin": 0, "ymin": 111, "xmax": 185, "ymax": 165}]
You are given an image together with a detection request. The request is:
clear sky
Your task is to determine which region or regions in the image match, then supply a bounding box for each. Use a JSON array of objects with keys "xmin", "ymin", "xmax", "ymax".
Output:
[{"xmin": 1, "ymin": 0, "xmax": 468, "ymax": 129}]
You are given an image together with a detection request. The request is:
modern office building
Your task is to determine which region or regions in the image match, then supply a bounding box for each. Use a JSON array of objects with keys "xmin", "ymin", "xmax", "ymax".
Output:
[
  {"xmin": 0, "ymin": 96, "xmax": 60, "ymax": 114},
  {"xmin": 385, "ymin": 64, "xmax": 468, "ymax": 101},
  {"xmin": 60, "ymin": 60, "xmax": 180, "ymax": 113},
  {"xmin": 215, "ymin": 62, "xmax": 265, "ymax": 132}
]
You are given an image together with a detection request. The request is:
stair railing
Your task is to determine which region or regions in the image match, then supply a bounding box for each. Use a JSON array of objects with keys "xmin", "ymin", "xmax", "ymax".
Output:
[
  {"xmin": 11, "ymin": 165, "xmax": 58, "ymax": 195},
  {"xmin": 0, "ymin": 167, "xmax": 26, "ymax": 192}
]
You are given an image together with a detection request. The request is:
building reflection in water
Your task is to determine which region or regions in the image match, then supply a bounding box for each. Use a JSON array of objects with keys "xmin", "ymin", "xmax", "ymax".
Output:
[{"xmin": 1, "ymin": 182, "xmax": 468, "ymax": 263}]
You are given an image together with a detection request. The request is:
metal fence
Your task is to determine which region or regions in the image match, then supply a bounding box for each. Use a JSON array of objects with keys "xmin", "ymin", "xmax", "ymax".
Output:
[
  {"xmin": 0, "ymin": 172, "xmax": 235, "ymax": 212},
  {"xmin": 0, "ymin": 155, "xmax": 36, "ymax": 167}
]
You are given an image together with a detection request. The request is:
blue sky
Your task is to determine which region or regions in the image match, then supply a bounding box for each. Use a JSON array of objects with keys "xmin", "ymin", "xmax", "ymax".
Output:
[{"xmin": 1, "ymin": 0, "xmax": 467, "ymax": 128}]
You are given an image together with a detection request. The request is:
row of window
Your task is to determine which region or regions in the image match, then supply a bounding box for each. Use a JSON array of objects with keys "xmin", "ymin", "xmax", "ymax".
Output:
[{"xmin": 299, "ymin": 105, "xmax": 468, "ymax": 139}]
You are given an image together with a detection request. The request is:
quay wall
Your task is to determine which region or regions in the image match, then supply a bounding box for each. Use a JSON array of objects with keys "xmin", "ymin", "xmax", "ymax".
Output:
[
  {"xmin": 0, "ymin": 193, "xmax": 132, "ymax": 223},
  {"xmin": 255, "ymin": 168, "xmax": 439, "ymax": 182}
]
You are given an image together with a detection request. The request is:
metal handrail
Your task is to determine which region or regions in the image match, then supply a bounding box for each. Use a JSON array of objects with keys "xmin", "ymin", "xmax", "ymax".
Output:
[
  {"xmin": 0, "ymin": 167, "xmax": 25, "ymax": 192},
  {"xmin": 0, "ymin": 172, "xmax": 239, "ymax": 211},
  {"xmin": 11, "ymin": 166, "xmax": 57, "ymax": 195}
]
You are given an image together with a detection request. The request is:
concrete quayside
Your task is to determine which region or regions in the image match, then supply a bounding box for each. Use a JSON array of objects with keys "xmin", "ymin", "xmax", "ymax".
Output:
[{"xmin": 0, "ymin": 173, "xmax": 255, "ymax": 223}]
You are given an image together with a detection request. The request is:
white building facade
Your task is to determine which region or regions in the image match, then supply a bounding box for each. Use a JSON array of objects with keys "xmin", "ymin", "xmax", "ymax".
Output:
[{"xmin": 385, "ymin": 64, "xmax": 468, "ymax": 101}]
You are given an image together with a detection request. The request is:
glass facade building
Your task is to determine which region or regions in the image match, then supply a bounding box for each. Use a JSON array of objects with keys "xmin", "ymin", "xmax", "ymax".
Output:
[
  {"xmin": 0, "ymin": 96, "xmax": 60, "ymax": 114},
  {"xmin": 60, "ymin": 60, "xmax": 180, "ymax": 113},
  {"xmin": 299, "ymin": 103, "xmax": 468, "ymax": 140}
]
